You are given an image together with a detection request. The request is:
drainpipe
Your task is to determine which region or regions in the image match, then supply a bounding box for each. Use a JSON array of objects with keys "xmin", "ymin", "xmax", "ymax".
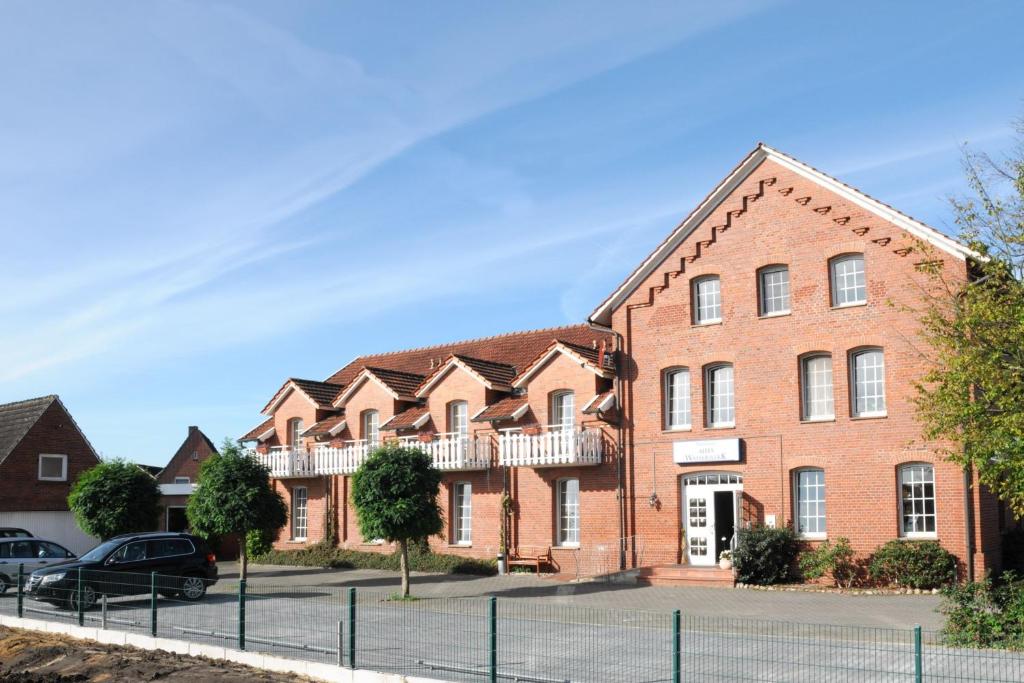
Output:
[
  {"xmin": 588, "ymin": 320, "xmax": 627, "ymax": 571},
  {"xmin": 963, "ymin": 465, "xmax": 975, "ymax": 583}
]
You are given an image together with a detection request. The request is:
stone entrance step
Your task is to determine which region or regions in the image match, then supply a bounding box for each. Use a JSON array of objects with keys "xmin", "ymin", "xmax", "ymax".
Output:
[{"xmin": 636, "ymin": 564, "xmax": 735, "ymax": 588}]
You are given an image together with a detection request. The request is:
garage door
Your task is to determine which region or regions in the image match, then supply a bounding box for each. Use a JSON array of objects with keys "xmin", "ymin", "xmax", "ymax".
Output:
[{"xmin": 0, "ymin": 512, "xmax": 99, "ymax": 555}]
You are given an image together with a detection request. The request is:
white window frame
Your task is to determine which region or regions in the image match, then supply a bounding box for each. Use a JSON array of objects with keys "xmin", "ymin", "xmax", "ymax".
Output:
[
  {"xmin": 850, "ymin": 348, "xmax": 887, "ymax": 418},
  {"xmin": 705, "ymin": 363, "xmax": 735, "ymax": 428},
  {"xmin": 801, "ymin": 354, "xmax": 835, "ymax": 421},
  {"xmin": 173, "ymin": 476, "xmax": 191, "ymax": 485},
  {"xmin": 899, "ymin": 464, "xmax": 937, "ymax": 539},
  {"xmin": 793, "ymin": 469, "xmax": 827, "ymax": 540},
  {"xmin": 38, "ymin": 454, "xmax": 68, "ymax": 482},
  {"xmin": 292, "ymin": 486, "xmax": 309, "ymax": 541},
  {"xmin": 557, "ymin": 478, "xmax": 580, "ymax": 547},
  {"xmin": 664, "ymin": 368, "xmax": 692, "ymax": 430},
  {"xmin": 692, "ymin": 275, "xmax": 722, "ymax": 325},
  {"xmin": 830, "ymin": 254, "xmax": 867, "ymax": 307},
  {"xmin": 449, "ymin": 401, "xmax": 469, "ymax": 436},
  {"xmin": 287, "ymin": 418, "xmax": 304, "ymax": 447},
  {"xmin": 758, "ymin": 265, "xmax": 791, "ymax": 317},
  {"xmin": 362, "ymin": 410, "xmax": 380, "ymax": 445},
  {"xmin": 551, "ymin": 391, "xmax": 575, "ymax": 431},
  {"xmin": 453, "ymin": 482, "xmax": 472, "ymax": 545}
]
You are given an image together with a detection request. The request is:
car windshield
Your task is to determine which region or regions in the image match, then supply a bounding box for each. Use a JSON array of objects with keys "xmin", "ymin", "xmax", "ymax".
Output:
[{"xmin": 78, "ymin": 539, "xmax": 123, "ymax": 562}]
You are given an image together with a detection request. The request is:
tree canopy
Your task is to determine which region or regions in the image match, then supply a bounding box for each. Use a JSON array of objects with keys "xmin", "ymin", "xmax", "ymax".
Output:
[
  {"xmin": 186, "ymin": 439, "xmax": 287, "ymax": 579},
  {"xmin": 351, "ymin": 444, "xmax": 443, "ymax": 596},
  {"xmin": 915, "ymin": 120, "xmax": 1024, "ymax": 514},
  {"xmin": 68, "ymin": 459, "xmax": 161, "ymax": 540}
]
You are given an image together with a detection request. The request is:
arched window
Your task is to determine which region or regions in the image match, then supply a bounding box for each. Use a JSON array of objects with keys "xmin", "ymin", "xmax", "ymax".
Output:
[
  {"xmin": 793, "ymin": 469, "xmax": 826, "ymax": 539},
  {"xmin": 362, "ymin": 410, "xmax": 380, "ymax": 445},
  {"xmin": 449, "ymin": 401, "xmax": 469, "ymax": 436},
  {"xmin": 705, "ymin": 363, "xmax": 735, "ymax": 427},
  {"xmin": 692, "ymin": 275, "xmax": 722, "ymax": 324},
  {"xmin": 830, "ymin": 254, "xmax": 866, "ymax": 307},
  {"xmin": 899, "ymin": 463, "xmax": 936, "ymax": 538},
  {"xmin": 551, "ymin": 391, "xmax": 575, "ymax": 431},
  {"xmin": 800, "ymin": 354, "xmax": 834, "ymax": 421},
  {"xmin": 758, "ymin": 265, "xmax": 790, "ymax": 316},
  {"xmin": 287, "ymin": 418, "xmax": 304, "ymax": 447},
  {"xmin": 850, "ymin": 348, "xmax": 886, "ymax": 417},
  {"xmin": 664, "ymin": 368, "xmax": 691, "ymax": 430}
]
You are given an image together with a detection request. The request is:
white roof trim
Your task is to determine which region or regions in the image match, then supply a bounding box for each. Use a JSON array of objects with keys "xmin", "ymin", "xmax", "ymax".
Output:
[
  {"xmin": 256, "ymin": 426, "xmax": 276, "ymax": 442},
  {"xmin": 262, "ymin": 381, "xmax": 320, "ymax": 415},
  {"xmin": 415, "ymin": 357, "xmax": 510, "ymax": 397},
  {"xmin": 328, "ymin": 419, "xmax": 348, "ymax": 436},
  {"xmin": 332, "ymin": 370, "xmax": 401, "ymax": 407},
  {"xmin": 589, "ymin": 143, "xmax": 977, "ymax": 326},
  {"xmin": 512, "ymin": 343, "xmax": 610, "ymax": 389},
  {"xmin": 581, "ymin": 392, "xmax": 615, "ymax": 413}
]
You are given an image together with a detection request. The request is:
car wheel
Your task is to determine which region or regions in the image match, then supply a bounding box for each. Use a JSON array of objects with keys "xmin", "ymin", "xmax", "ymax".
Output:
[
  {"xmin": 179, "ymin": 575, "xmax": 206, "ymax": 601},
  {"xmin": 67, "ymin": 584, "xmax": 98, "ymax": 612}
]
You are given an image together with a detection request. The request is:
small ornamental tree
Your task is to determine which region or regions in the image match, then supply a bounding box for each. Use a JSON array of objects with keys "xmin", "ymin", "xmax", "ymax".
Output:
[
  {"xmin": 68, "ymin": 460, "xmax": 161, "ymax": 540},
  {"xmin": 351, "ymin": 445, "xmax": 443, "ymax": 597},
  {"xmin": 186, "ymin": 439, "xmax": 287, "ymax": 580}
]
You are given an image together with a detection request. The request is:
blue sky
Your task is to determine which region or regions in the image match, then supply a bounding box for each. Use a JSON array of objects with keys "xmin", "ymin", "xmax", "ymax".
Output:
[{"xmin": 1, "ymin": 1, "xmax": 1021, "ymax": 465}]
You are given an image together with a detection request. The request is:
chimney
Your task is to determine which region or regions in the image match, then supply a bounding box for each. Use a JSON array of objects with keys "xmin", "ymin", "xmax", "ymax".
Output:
[
  {"xmin": 188, "ymin": 426, "xmax": 198, "ymax": 434},
  {"xmin": 598, "ymin": 340, "xmax": 607, "ymax": 367}
]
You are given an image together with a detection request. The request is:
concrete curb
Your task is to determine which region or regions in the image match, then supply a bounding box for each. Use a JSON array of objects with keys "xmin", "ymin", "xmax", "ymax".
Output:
[{"xmin": 0, "ymin": 614, "xmax": 451, "ymax": 683}]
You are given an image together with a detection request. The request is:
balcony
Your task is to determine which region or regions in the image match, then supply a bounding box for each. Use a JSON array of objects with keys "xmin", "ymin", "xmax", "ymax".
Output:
[
  {"xmin": 498, "ymin": 427, "xmax": 603, "ymax": 468},
  {"xmin": 399, "ymin": 432, "xmax": 492, "ymax": 471},
  {"xmin": 252, "ymin": 442, "xmax": 372, "ymax": 478}
]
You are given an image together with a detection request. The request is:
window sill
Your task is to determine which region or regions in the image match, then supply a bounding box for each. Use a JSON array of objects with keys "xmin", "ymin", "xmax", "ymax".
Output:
[
  {"xmin": 706, "ymin": 424, "xmax": 736, "ymax": 430},
  {"xmin": 37, "ymin": 478, "xmax": 69, "ymax": 483},
  {"xmin": 850, "ymin": 413, "xmax": 887, "ymax": 421},
  {"xmin": 758, "ymin": 311, "xmax": 791, "ymax": 320},
  {"xmin": 798, "ymin": 535, "xmax": 827, "ymax": 542},
  {"xmin": 692, "ymin": 320, "xmax": 723, "ymax": 328},
  {"xmin": 449, "ymin": 543, "xmax": 473, "ymax": 548},
  {"xmin": 800, "ymin": 417, "xmax": 836, "ymax": 424},
  {"xmin": 900, "ymin": 534, "xmax": 938, "ymax": 541},
  {"xmin": 830, "ymin": 301, "xmax": 867, "ymax": 311},
  {"xmin": 663, "ymin": 427, "xmax": 693, "ymax": 434},
  {"xmin": 555, "ymin": 543, "xmax": 580, "ymax": 549},
  {"xmin": 286, "ymin": 539, "xmax": 307, "ymax": 544}
]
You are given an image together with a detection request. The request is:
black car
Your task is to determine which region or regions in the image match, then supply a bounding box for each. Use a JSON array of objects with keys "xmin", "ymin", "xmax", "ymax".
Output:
[
  {"xmin": 0, "ymin": 528, "xmax": 32, "ymax": 538},
  {"xmin": 27, "ymin": 532, "xmax": 218, "ymax": 610}
]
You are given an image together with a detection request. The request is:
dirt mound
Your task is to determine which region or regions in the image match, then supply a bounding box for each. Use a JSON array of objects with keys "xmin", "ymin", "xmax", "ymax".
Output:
[{"xmin": 0, "ymin": 626, "xmax": 316, "ymax": 682}]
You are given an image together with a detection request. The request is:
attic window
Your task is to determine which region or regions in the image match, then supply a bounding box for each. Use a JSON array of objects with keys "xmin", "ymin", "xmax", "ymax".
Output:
[
  {"xmin": 191, "ymin": 450, "xmax": 199, "ymax": 461},
  {"xmin": 38, "ymin": 454, "xmax": 68, "ymax": 482}
]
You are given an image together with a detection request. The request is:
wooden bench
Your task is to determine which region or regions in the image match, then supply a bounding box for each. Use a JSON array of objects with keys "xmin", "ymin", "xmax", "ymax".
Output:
[{"xmin": 507, "ymin": 546, "xmax": 553, "ymax": 573}]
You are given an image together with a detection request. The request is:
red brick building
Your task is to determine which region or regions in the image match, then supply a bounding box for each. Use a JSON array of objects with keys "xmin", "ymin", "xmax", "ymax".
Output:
[
  {"xmin": 153, "ymin": 426, "xmax": 219, "ymax": 533},
  {"xmin": 0, "ymin": 395, "xmax": 101, "ymax": 554},
  {"xmin": 242, "ymin": 144, "xmax": 1003, "ymax": 581}
]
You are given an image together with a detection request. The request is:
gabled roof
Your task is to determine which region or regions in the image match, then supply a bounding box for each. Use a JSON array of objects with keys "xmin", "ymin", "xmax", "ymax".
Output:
[
  {"xmin": 135, "ymin": 464, "xmax": 163, "ymax": 477},
  {"xmin": 415, "ymin": 354, "xmax": 517, "ymax": 397},
  {"xmin": 381, "ymin": 406, "xmax": 431, "ymax": 431},
  {"xmin": 303, "ymin": 415, "xmax": 348, "ymax": 438},
  {"xmin": 0, "ymin": 395, "xmax": 101, "ymax": 466},
  {"xmin": 261, "ymin": 378, "xmax": 342, "ymax": 415},
  {"xmin": 511, "ymin": 339, "xmax": 613, "ymax": 389},
  {"xmin": 589, "ymin": 142, "xmax": 979, "ymax": 326},
  {"xmin": 240, "ymin": 417, "xmax": 275, "ymax": 442},
  {"xmin": 332, "ymin": 367, "xmax": 426, "ymax": 406},
  {"xmin": 471, "ymin": 396, "xmax": 529, "ymax": 423}
]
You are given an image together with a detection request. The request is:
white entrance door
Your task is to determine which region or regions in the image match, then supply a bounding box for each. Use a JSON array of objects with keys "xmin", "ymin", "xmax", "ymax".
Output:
[{"xmin": 682, "ymin": 472, "xmax": 743, "ymax": 567}]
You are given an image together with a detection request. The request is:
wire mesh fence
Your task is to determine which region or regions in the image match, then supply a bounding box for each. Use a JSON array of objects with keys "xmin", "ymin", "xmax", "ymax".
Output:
[{"xmin": 1, "ymin": 565, "xmax": 1023, "ymax": 682}]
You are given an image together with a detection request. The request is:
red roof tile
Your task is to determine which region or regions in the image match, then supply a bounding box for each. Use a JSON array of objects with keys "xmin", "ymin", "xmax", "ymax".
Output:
[
  {"xmin": 240, "ymin": 417, "xmax": 274, "ymax": 441},
  {"xmin": 471, "ymin": 396, "xmax": 529, "ymax": 423},
  {"xmin": 303, "ymin": 414, "xmax": 347, "ymax": 438},
  {"xmin": 381, "ymin": 406, "xmax": 430, "ymax": 431}
]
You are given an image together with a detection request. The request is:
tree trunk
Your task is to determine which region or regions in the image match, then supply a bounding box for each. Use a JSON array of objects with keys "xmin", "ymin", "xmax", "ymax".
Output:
[
  {"xmin": 399, "ymin": 539, "xmax": 410, "ymax": 598},
  {"xmin": 240, "ymin": 530, "xmax": 248, "ymax": 582}
]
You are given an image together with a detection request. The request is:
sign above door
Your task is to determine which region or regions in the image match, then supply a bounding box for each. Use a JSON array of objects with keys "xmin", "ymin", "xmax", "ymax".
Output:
[{"xmin": 673, "ymin": 438, "xmax": 741, "ymax": 464}]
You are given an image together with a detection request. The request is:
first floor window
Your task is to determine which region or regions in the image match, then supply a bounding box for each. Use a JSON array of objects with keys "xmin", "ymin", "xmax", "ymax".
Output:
[
  {"xmin": 706, "ymin": 363, "xmax": 735, "ymax": 427},
  {"xmin": 292, "ymin": 486, "xmax": 308, "ymax": 541},
  {"xmin": 693, "ymin": 275, "xmax": 722, "ymax": 324},
  {"xmin": 665, "ymin": 368, "xmax": 691, "ymax": 429},
  {"xmin": 831, "ymin": 253, "xmax": 866, "ymax": 306},
  {"xmin": 759, "ymin": 265, "xmax": 790, "ymax": 316},
  {"xmin": 794, "ymin": 469, "xmax": 826, "ymax": 538},
  {"xmin": 557, "ymin": 478, "xmax": 580, "ymax": 546},
  {"xmin": 851, "ymin": 348, "xmax": 886, "ymax": 417},
  {"xmin": 899, "ymin": 464, "xmax": 936, "ymax": 537},
  {"xmin": 801, "ymin": 354, "xmax": 835, "ymax": 420},
  {"xmin": 453, "ymin": 483, "xmax": 472, "ymax": 544},
  {"xmin": 38, "ymin": 454, "xmax": 67, "ymax": 481}
]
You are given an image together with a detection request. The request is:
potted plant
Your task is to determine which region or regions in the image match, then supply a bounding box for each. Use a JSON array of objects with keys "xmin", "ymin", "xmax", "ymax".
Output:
[{"xmin": 718, "ymin": 549, "xmax": 733, "ymax": 570}]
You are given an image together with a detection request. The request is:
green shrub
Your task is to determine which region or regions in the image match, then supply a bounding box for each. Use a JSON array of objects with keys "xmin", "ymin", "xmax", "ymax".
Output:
[
  {"xmin": 245, "ymin": 528, "xmax": 275, "ymax": 558},
  {"xmin": 254, "ymin": 542, "xmax": 497, "ymax": 576},
  {"xmin": 732, "ymin": 525, "xmax": 799, "ymax": 585},
  {"xmin": 868, "ymin": 540, "xmax": 955, "ymax": 589},
  {"xmin": 942, "ymin": 573, "xmax": 1024, "ymax": 650},
  {"xmin": 798, "ymin": 537, "xmax": 857, "ymax": 588}
]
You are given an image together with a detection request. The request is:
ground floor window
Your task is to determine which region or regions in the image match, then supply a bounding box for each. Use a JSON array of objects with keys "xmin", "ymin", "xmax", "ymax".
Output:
[
  {"xmin": 899, "ymin": 463, "xmax": 936, "ymax": 537},
  {"xmin": 793, "ymin": 469, "xmax": 826, "ymax": 539},
  {"xmin": 292, "ymin": 486, "xmax": 308, "ymax": 541},
  {"xmin": 557, "ymin": 478, "xmax": 580, "ymax": 546},
  {"xmin": 453, "ymin": 482, "xmax": 472, "ymax": 545}
]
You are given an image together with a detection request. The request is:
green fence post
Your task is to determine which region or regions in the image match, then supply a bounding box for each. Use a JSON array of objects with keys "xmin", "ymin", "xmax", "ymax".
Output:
[
  {"xmin": 914, "ymin": 624, "xmax": 922, "ymax": 683},
  {"xmin": 16, "ymin": 564, "xmax": 24, "ymax": 618},
  {"xmin": 150, "ymin": 572, "xmax": 158, "ymax": 637},
  {"xmin": 489, "ymin": 596, "xmax": 497, "ymax": 683},
  {"xmin": 348, "ymin": 587, "xmax": 356, "ymax": 669},
  {"xmin": 238, "ymin": 579, "xmax": 247, "ymax": 651},
  {"xmin": 77, "ymin": 567, "xmax": 84, "ymax": 626},
  {"xmin": 673, "ymin": 609, "xmax": 681, "ymax": 683}
]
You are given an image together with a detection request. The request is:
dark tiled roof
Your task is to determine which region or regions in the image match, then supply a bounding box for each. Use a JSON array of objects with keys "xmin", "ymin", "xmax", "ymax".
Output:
[
  {"xmin": 381, "ymin": 406, "xmax": 430, "ymax": 431},
  {"xmin": 557, "ymin": 340, "xmax": 615, "ymax": 370},
  {"xmin": 453, "ymin": 355, "xmax": 517, "ymax": 387},
  {"xmin": 471, "ymin": 396, "xmax": 528, "ymax": 423},
  {"xmin": 326, "ymin": 324, "xmax": 613, "ymax": 389},
  {"xmin": 0, "ymin": 395, "xmax": 57, "ymax": 465},
  {"xmin": 240, "ymin": 417, "xmax": 274, "ymax": 441},
  {"xmin": 364, "ymin": 367, "xmax": 426, "ymax": 399},
  {"xmin": 288, "ymin": 378, "xmax": 343, "ymax": 408},
  {"xmin": 304, "ymin": 414, "xmax": 347, "ymax": 438}
]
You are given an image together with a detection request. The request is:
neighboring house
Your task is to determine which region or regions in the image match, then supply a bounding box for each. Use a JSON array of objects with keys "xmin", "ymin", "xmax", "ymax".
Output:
[
  {"xmin": 241, "ymin": 143, "xmax": 1008, "ymax": 580},
  {"xmin": 135, "ymin": 464, "xmax": 163, "ymax": 478},
  {"xmin": 155, "ymin": 426, "xmax": 218, "ymax": 533},
  {"xmin": 0, "ymin": 395, "xmax": 101, "ymax": 554}
]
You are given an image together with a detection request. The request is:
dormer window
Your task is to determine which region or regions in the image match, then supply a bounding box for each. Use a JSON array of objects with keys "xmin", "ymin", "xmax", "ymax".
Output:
[
  {"xmin": 287, "ymin": 418, "xmax": 304, "ymax": 448},
  {"xmin": 362, "ymin": 410, "xmax": 380, "ymax": 445},
  {"xmin": 551, "ymin": 391, "xmax": 575, "ymax": 431},
  {"xmin": 449, "ymin": 401, "xmax": 469, "ymax": 436}
]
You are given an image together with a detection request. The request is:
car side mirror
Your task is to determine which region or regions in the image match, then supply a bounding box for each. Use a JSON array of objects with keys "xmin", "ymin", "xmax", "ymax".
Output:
[{"xmin": 105, "ymin": 557, "xmax": 118, "ymax": 566}]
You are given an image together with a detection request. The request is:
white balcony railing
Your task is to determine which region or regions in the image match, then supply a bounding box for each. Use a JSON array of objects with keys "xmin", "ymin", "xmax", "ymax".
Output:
[
  {"xmin": 252, "ymin": 442, "xmax": 372, "ymax": 478},
  {"xmin": 399, "ymin": 432, "xmax": 491, "ymax": 471},
  {"xmin": 498, "ymin": 427, "xmax": 603, "ymax": 468}
]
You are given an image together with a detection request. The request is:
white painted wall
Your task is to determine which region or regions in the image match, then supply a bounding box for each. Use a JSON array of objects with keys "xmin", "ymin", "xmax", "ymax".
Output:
[{"xmin": 0, "ymin": 512, "xmax": 99, "ymax": 555}]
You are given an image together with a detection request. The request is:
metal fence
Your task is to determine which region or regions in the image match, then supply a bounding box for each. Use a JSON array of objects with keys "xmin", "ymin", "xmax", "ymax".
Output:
[{"xmin": 2, "ymin": 565, "xmax": 1023, "ymax": 682}]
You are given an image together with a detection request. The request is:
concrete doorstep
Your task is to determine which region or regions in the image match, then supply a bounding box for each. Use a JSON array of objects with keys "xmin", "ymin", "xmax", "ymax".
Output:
[{"xmin": 0, "ymin": 613, "xmax": 452, "ymax": 683}]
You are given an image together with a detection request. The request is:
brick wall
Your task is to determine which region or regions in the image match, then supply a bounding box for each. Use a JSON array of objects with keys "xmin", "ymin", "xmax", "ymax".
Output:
[{"xmin": 156, "ymin": 426, "xmax": 217, "ymax": 485}]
